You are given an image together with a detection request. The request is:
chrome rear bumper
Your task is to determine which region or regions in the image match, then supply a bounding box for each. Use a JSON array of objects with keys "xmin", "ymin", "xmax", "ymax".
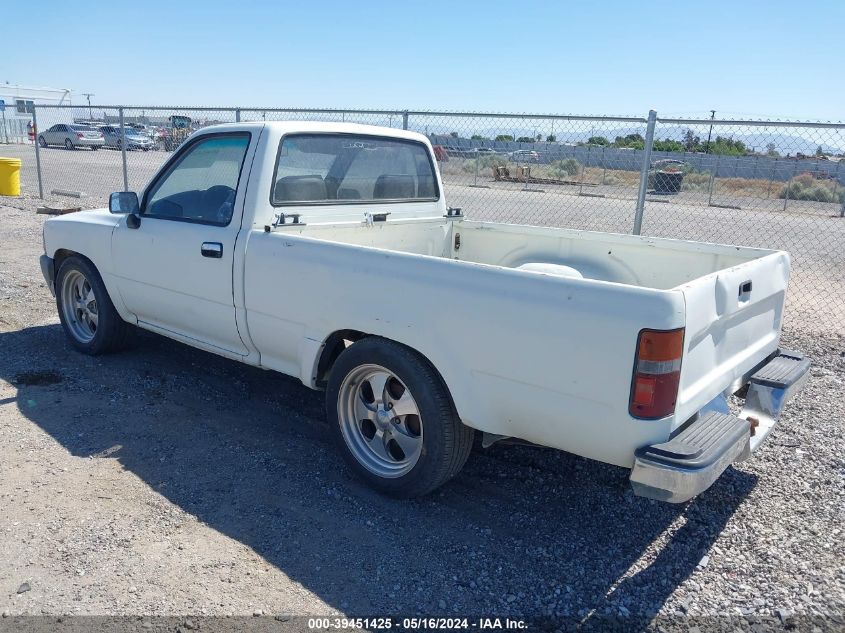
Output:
[{"xmin": 630, "ymin": 350, "xmax": 810, "ymax": 503}]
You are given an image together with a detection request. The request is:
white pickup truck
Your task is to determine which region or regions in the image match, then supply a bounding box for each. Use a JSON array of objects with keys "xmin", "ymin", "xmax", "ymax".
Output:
[{"xmin": 40, "ymin": 122, "xmax": 809, "ymax": 501}]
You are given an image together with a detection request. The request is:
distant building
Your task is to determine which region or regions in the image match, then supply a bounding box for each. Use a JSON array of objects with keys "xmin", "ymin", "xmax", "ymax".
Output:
[{"xmin": 0, "ymin": 83, "xmax": 73, "ymax": 142}]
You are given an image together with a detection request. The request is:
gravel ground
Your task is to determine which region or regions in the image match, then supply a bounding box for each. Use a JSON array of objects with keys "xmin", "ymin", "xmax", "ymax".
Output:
[{"xmin": 0, "ymin": 194, "xmax": 843, "ymax": 630}]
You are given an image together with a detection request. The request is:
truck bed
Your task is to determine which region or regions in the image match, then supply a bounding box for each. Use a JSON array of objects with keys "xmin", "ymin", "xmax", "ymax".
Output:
[
  {"xmin": 251, "ymin": 216, "xmax": 789, "ymax": 465},
  {"xmin": 288, "ymin": 217, "xmax": 779, "ymax": 290}
]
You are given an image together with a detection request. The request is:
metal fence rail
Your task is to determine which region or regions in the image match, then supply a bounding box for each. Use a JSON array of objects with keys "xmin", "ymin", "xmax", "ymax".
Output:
[{"xmin": 7, "ymin": 104, "xmax": 845, "ymax": 334}]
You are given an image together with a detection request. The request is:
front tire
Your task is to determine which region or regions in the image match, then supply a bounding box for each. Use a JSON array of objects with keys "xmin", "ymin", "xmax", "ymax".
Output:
[
  {"xmin": 56, "ymin": 256, "xmax": 132, "ymax": 355},
  {"xmin": 326, "ymin": 337, "xmax": 473, "ymax": 497},
  {"xmin": 38, "ymin": 136, "xmax": 47, "ymax": 148}
]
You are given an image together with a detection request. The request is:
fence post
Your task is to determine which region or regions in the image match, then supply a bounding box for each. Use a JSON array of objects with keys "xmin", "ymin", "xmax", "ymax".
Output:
[
  {"xmin": 235, "ymin": 108, "xmax": 241, "ymax": 123},
  {"xmin": 601, "ymin": 145, "xmax": 607, "ymax": 185},
  {"xmin": 579, "ymin": 145, "xmax": 588, "ymax": 195},
  {"xmin": 783, "ymin": 161, "xmax": 798, "ymax": 212},
  {"xmin": 402, "ymin": 111, "xmax": 409, "ymax": 130},
  {"xmin": 32, "ymin": 106, "xmax": 44, "ymax": 198},
  {"xmin": 632, "ymin": 109, "xmax": 657, "ymax": 235},
  {"xmin": 707, "ymin": 154, "xmax": 721, "ymax": 206},
  {"xmin": 767, "ymin": 159, "xmax": 777, "ymax": 198},
  {"xmin": 119, "ymin": 107, "xmax": 129, "ymax": 192}
]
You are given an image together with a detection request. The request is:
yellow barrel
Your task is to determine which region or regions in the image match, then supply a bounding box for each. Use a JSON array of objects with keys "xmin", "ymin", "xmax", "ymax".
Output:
[{"xmin": 0, "ymin": 157, "xmax": 21, "ymax": 196}]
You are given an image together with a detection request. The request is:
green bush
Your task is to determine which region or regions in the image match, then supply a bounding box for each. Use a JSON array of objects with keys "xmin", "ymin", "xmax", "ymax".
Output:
[
  {"xmin": 549, "ymin": 158, "xmax": 581, "ymax": 177},
  {"xmin": 778, "ymin": 173, "xmax": 843, "ymax": 203}
]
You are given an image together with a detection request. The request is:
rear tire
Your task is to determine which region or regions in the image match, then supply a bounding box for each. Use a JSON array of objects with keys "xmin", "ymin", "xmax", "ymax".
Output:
[
  {"xmin": 326, "ymin": 337, "xmax": 473, "ymax": 497},
  {"xmin": 55, "ymin": 256, "xmax": 132, "ymax": 355},
  {"xmin": 64, "ymin": 139, "xmax": 74, "ymax": 150}
]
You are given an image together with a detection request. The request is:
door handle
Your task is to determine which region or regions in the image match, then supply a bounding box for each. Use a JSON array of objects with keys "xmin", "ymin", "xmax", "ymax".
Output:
[{"xmin": 201, "ymin": 242, "xmax": 223, "ymax": 258}]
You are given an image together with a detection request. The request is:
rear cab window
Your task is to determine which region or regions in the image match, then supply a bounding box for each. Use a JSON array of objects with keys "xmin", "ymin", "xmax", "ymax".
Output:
[{"xmin": 271, "ymin": 134, "xmax": 438, "ymax": 205}]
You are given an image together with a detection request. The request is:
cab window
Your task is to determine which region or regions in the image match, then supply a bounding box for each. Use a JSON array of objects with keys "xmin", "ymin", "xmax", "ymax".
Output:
[
  {"xmin": 144, "ymin": 134, "xmax": 250, "ymax": 225},
  {"xmin": 272, "ymin": 134, "xmax": 438, "ymax": 205}
]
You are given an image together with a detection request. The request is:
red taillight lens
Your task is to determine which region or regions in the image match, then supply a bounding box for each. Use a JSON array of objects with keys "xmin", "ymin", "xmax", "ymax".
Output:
[
  {"xmin": 76, "ymin": 133, "xmax": 84, "ymax": 138},
  {"xmin": 629, "ymin": 328, "xmax": 684, "ymax": 419}
]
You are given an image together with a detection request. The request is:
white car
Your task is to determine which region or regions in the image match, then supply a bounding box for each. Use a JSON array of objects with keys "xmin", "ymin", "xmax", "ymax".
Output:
[
  {"xmin": 510, "ymin": 149, "xmax": 540, "ymax": 162},
  {"xmin": 39, "ymin": 121, "xmax": 809, "ymax": 500}
]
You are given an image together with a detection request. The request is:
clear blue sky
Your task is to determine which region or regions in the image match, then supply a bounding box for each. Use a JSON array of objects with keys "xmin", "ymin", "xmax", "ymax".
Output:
[{"xmin": 4, "ymin": 0, "xmax": 843, "ymax": 120}]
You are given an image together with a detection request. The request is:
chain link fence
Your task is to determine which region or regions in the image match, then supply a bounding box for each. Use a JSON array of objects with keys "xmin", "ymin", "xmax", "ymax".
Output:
[{"xmin": 5, "ymin": 104, "xmax": 844, "ymax": 334}]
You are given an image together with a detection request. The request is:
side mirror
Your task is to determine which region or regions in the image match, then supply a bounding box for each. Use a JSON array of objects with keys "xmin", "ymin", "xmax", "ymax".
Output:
[{"xmin": 109, "ymin": 191, "xmax": 139, "ymax": 215}]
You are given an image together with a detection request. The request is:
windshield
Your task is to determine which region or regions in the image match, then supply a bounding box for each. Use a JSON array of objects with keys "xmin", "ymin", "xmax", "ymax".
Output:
[{"xmin": 71, "ymin": 125, "xmax": 96, "ymax": 132}]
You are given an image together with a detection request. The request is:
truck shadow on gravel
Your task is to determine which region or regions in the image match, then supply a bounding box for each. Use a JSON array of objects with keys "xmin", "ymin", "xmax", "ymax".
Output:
[{"xmin": 1, "ymin": 324, "xmax": 756, "ymax": 624}]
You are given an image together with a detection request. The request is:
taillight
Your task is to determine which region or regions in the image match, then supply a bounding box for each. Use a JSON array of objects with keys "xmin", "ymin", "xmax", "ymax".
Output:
[
  {"xmin": 629, "ymin": 328, "xmax": 684, "ymax": 419},
  {"xmin": 76, "ymin": 133, "xmax": 84, "ymax": 139}
]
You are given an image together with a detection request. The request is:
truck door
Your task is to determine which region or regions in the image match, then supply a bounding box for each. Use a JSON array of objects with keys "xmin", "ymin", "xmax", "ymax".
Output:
[{"xmin": 111, "ymin": 132, "xmax": 254, "ymax": 356}]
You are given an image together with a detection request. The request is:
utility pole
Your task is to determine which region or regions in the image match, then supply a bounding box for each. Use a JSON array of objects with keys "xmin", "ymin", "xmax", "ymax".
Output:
[
  {"xmin": 704, "ymin": 109, "xmax": 716, "ymax": 154},
  {"xmin": 82, "ymin": 93, "xmax": 94, "ymax": 120}
]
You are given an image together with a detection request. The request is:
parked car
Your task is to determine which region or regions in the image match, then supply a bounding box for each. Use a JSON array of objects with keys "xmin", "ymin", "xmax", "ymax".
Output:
[
  {"xmin": 510, "ymin": 149, "xmax": 540, "ymax": 162},
  {"xmin": 38, "ymin": 124, "xmax": 104, "ymax": 150},
  {"xmin": 441, "ymin": 145, "xmax": 472, "ymax": 158},
  {"xmin": 130, "ymin": 124, "xmax": 160, "ymax": 141},
  {"xmin": 100, "ymin": 126, "xmax": 154, "ymax": 151},
  {"xmin": 39, "ymin": 121, "xmax": 809, "ymax": 501}
]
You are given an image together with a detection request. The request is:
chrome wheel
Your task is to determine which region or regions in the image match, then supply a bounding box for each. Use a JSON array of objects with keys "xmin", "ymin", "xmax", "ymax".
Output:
[
  {"xmin": 337, "ymin": 364, "xmax": 423, "ymax": 478},
  {"xmin": 60, "ymin": 270, "xmax": 98, "ymax": 343}
]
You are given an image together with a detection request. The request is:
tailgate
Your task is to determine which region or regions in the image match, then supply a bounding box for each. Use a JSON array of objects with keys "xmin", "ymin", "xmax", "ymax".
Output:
[{"xmin": 673, "ymin": 250, "xmax": 791, "ymax": 426}]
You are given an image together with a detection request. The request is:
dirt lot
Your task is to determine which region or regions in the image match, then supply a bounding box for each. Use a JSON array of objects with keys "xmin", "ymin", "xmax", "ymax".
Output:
[{"xmin": 0, "ymin": 191, "xmax": 844, "ymax": 628}]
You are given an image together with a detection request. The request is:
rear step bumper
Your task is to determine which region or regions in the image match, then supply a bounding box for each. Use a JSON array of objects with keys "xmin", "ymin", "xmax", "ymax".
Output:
[{"xmin": 630, "ymin": 349, "xmax": 810, "ymax": 503}]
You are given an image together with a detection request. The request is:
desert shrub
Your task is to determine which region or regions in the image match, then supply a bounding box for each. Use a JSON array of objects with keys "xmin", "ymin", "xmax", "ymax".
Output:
[
  {"xmin": 602, "ymin": 170, "xmax": 639, "ymax": 186},
  {"xmin": 461, "ymin": 154, "xmax": 507, "ymax": 173},
  {"xmin": 680, "ymin": 168, "xmax": 711, "ymax": 192},
  {"xmin": 778, "ymin": 173, "xmax": 842, "ymax": 203},
  {"xmin": 549, "ymin": 158, "xmax": 581, "ymax": 178},
  {"xmin": 793, "ymin": 172, "xmax": 817, "ymax": 189}
]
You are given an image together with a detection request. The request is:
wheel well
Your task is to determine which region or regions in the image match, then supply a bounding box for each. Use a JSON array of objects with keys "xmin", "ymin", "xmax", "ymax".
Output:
[
  {"xmin": 315, "ymin": 329, "xmax": 367, "ymax": 388},
  {"xmin": 314, "ymin": 332, "xmax": 461, "ymax": 421},
  {"xmin": 53, "ymin": 249, "xmax": 85, "ymax": 278}
]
